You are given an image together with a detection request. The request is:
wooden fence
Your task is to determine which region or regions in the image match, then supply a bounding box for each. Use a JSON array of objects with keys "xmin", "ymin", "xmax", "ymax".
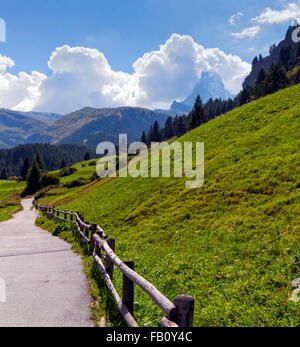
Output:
[{"xmin": 33, "ymin": 199, "xmax": 195, "ymax": 328}]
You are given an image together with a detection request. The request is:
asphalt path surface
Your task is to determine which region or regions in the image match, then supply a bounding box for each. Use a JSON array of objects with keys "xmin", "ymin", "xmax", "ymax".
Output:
[{"xmin": 0, "ymin": 198, "xmax": 92, "ymax": 327}]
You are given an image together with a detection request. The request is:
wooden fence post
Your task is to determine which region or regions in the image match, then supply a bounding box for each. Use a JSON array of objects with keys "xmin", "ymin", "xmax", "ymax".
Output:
[
  {"xmin": 173, "ymin": 295, "xmax": 194, "ymax": 327},
  {"xmin": 85, "ymin": 222, "xmax": 90, "ymax": 238},
  {"xmin": 89, "ymin": 225, "xmax": 97, "ymax": 254},
  {"xmin": 122, "ymin": 261, "xmax": 135, "ymax": 316},
  {"xmin": 105, "ymin": 238, "xmax": 115, "ymax": 279}
]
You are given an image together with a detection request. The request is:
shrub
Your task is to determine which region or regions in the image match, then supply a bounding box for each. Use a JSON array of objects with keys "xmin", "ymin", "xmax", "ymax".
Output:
[
  {"xmin": 21, "ymin": 161, "xmax": 42, "ymax": 197},
  {"xmin": 41, "ymin": 173, "xmax": 60, "ymax": 188},
  {"xmin": 59, "ymin": 166, "xmax": 78, "ymax": 177},
  {"xmin": 89, "ymin": 172, "xmax": 101, "ymax": 182},
  {"xmin": 34, "ymin": 189, "xmax": 46, "ymax": 200},
  {"xmin": 64, "ymin": 177, "xmax": 89, "ymax": 189}
]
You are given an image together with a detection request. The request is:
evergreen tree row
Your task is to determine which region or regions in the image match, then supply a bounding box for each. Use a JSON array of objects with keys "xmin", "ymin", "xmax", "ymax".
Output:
[
  {"xmin": 141, "ymin": 95, "xmax": 235, "ymax": 143},
  {"xmin": 22, "ymin": 153, "xmax": 60, "ymax": 196},
  {"xmin": 238, "ymin": 63, "xmax": 289, "ymax": 106},
  {"xmin": 0, "ymin": 143, "xmax": 94, "ymax": 179},
  {"xmin": 278, "ymin": 43, "xmax": 300, "ymax": 71},
  {"xmin": 240, "ymin": 38, "xmax": 300, "ymax": 106}
]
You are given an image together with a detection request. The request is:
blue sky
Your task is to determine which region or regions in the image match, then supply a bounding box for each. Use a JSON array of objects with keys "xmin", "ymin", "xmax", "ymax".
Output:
[
  {"xmin": 0, "ymin": 0, "xmax": 298, "ymax": 113},
  {"xmin": 0, "ymin": 0, "xmax": 294, "ymax": 74}
]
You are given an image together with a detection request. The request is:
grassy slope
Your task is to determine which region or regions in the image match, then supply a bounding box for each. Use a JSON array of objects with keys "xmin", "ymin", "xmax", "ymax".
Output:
[
  {"xmin": 52, "ymin": 159, "xmax": 98, "ymax": 184},
  {"xmin": 0, "ymin": 180, "xmax": 26, "ymax": 221},
  {"xmin": 40, "ymin": 84, "xmax": 300, "ymax": 327}
]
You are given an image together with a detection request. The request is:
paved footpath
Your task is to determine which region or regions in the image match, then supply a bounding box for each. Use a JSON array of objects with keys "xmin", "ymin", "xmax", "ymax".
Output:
[{"xmin": 0, "ymin": 198, "xmax": 92, "ymax": 327}]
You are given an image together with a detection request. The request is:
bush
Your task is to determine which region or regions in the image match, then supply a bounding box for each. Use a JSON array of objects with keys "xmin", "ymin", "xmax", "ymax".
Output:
[
  {"xmin": 59, "ymin": 166, "xmax": 78, "ymax": 177},
  {"xmin": 21, "ymin": 162, "xmax": 42, "ymax": 197},
  {"xmin": 34, "ymin": 189, "xmax": 46, "ymax": 200},
  {"xmin": 89, "ymin": 172, "xmax": 101, "ymax": 182},
  {"xmin": 64, "ymin": 177, "xmax": 89, "ymax": 188},
  {"xmin": 40, "ymin": 173, "xmax": 60, "ymax": 188}
]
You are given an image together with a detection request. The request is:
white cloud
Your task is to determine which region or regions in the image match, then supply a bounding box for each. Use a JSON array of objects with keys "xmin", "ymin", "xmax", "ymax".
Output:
[
  {"xmin": 133, "ymin": 34, "xmax": 251, "ymax": 108},
  {"xmin": 0, "ymin": 55, "xmax": 46, "ymax": 111},
  {"xmin": 35, "ymin": 45, "xmax": 133, "ymax": 113},
  {"xmin": 252, "ymin": 2, "xmax": 300, "ymax": 24},
  {"xmin": 230, "ymin": 26, "xmax": 261, "ymax": 39},
  {"xmin": 229, "ymin": 12, "xmax": 244, "ymax": 25},
  {"xmin": 0, "ymin": 35, "xmax": 251, "ymax": 113},
  {"xmin": 0, "ymin": 54, "xmax": 14, "ymax": 74}
]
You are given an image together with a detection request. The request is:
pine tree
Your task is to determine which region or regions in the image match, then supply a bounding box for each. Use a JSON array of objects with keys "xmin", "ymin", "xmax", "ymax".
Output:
[
  {"xmin": 188, "ymin": 95, "xmax": 206, "ymax": 130},
  {"xmin": 269, "ymin": 44, "xmax": 276, "ymax": 55},
  {"xmin": 256, "ymin": 68, "xmax": 266, "ymax": 85},
  {"xmin": 0, "ymin": 167, "xmax": 8, "ymax": 180},
  {"xmin": 177, "ymin": 116, "xmax": 187, "ymax": 136},
  {"xmin": 264, "ymin": 64, "xmax": 288, "ymax": 95},
  {"xmin": 255, "ymin": 68, "xmax": 267, "ymax": 97},
  {"xmin": 252, "ymin": 56, "xmax": 259, "ymax": 66},
  {"xmin": 147, "ymin": 125, "xmax": 154, "ymax": 143},
  {"xmin": 140, "ymin": 131, "xmax": 148, "ymax": 145},
  {"xmin": 151, "ymin": 121, "xmax": 161, "ymax": 142},
  {"xmin": 25, "ymin": 161, "xmax": 42, "ymax": 195},
  {"xmin": 227, "ymin": 98, "xmax": 234, "ymax": 112},
  {"xmin": 60, "ymin": 159, "xmax": 67, "ymax": 169},
  {"xmin": 84, "ymin": 152, "xmax": 91, "ymax": 161},
  {"xmin": 279, "ymin": 45, "xmax": 291, "ymax": 70},
  {"xmin": 239, "ymin": 87, "xmax": 252, "ymax": 106},
  {"xmin": 21, "ymin": 158, "xmax": 30, "ymax": 180},
  {"xmin": 163, "ymin": 117, "xmax": 174, "ymax": 140},
  {"xmin": 34, "ymin": 152, "xmax": 45, "ymax": 172},
  {"xmin": 174, "ymin": 115, "xmax": 185, "ymax": 137}
]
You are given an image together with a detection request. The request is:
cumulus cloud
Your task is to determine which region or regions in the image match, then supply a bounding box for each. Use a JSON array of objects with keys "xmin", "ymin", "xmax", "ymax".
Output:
[
  {"xmin": 133, "ymin": 34, "xmax": 251, "ymax": 108},
  {"xmin": 230, "ymin": 26, "xmax": 261, "ymax": 39},
  {"xmin": 0, "ymin": 35, "xmax": 251, "ymax": 113},
  {"xmin": 252, "ymin": 2, "xmax": 300, "ymax": 24},
  {"xmin": 0, "ymin": 54, "xmax": 14, "ymax": 73},
  {"xmin": 35, "ymin": 45, "xmax": 133, "ymax": 113},
  {"xmin": 229, "ymin": 12, "xmax": 244, "ymax": 25},
  {"xmin": 0, "ymin": 55, "xmax": 46, "ymax": 111}
]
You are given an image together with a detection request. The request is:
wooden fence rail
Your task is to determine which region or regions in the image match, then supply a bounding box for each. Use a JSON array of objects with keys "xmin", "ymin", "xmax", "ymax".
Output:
[{"xmin": 33, "ymin": 199, "xmax": 194, "ymax": 328}]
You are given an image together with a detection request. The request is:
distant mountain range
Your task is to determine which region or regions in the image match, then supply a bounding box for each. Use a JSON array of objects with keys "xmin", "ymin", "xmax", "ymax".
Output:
[
  {"xmin": 0, "ymin": 71, "xmax": 235, "ymax": 149},
  {"xmin": 0, "ymin": 107, "xmax": 169, "ymax": 149},
  {"xmin": 0, "ymin": 63, "xmax": 238, "ymax": 149},
  {"xmin": 27, "ymin": 107, "xmax": 169, "ymax": 150},
  {"xmin": 22, "ymin": 112, "xmax": 61, "ymax": 125},
  {"xmin": 0, "ymin": 109, "xmax": 61, "ymax": 148},
  {"xmin": 157, "ymin": 72, "xmax": 235, "ymax": 115}
]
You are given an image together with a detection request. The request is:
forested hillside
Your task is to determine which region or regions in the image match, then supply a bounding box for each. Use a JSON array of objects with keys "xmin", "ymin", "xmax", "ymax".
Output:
[{"xmin": 0, "ymin": 143, "xmax": 94, "ymax": 178}]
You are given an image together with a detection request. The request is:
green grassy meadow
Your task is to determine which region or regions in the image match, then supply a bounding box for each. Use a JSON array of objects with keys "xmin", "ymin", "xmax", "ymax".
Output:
[
  {"xmin": 0, "ymin": 180, "xmax": 26, "ymax": 221},
  {"xmin": 52, "ymin": 159, "xmax": 98, "ymax": 184},
  {"xmin": 37, "ymin": 84, "xmax": 300, "ymax": 327}
]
